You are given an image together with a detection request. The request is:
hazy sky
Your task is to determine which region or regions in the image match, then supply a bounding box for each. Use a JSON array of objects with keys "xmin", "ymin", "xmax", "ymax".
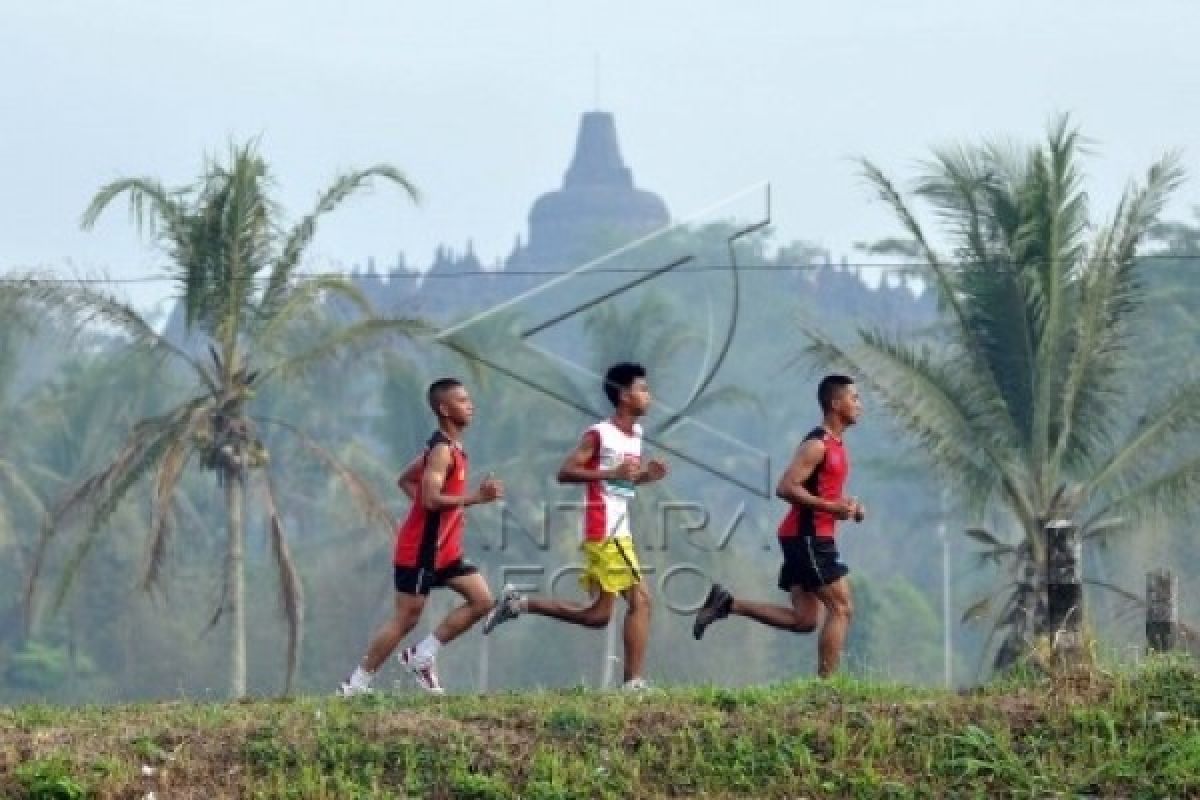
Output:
[{"xmin": 4, "ymin": 1, "xmax": 1200, "ymax": 310}]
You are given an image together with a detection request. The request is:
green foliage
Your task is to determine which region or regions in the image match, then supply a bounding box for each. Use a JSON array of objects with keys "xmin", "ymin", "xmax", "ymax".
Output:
[
  {"xmin": 3, "ymin": 640, "xmax": 76, "ymax": 691},
  {"xmin": 12, "ymin": 142, "xmax": 425, "ymax": 699},
  {"xmin": 846, "ymin": 575, "xmax": 945, "ymax": 681},
  {"xmin": 813, "ymin": 116, "xmax": 1199, "ymax": 668},
  {"xmin": 6, "ymin": 132, "xmax": 1200, "ymax": 705},
  {"xmin": 4, "ymin": 660, "xmax": 1200, "ymax": 798},
  {"xmin": 543, "ymin": 706, "xmax": 601, "ymax": 736},
  {"xmin": 448, "ymin": 771, "xmax": 512, "ymax": 800},
  {"xmin": 15, "ymin": 757, "xmax": 88, "ymax": 800}
]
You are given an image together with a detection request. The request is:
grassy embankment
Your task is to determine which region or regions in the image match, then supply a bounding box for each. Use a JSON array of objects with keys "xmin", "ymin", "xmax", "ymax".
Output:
[{"xmin": 2, "ymin": 658, "xmax": 1198, "ymax": 798}]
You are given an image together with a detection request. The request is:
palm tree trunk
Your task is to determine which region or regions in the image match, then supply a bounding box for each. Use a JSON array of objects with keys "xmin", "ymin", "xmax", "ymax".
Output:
[{"xmin": 226, "ymin": 469, "xmax": 247, "ymax": 697}]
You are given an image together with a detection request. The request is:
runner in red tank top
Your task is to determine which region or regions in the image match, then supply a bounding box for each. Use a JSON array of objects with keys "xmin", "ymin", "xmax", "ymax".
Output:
[
  {"xmin": 693, "ymin": 375, "xmax": 865, "ymax": 678},
  {"xmin": 340, "ymin": 378, "xmax": 504, "ymax": 696},
  {"xmin": 777, "ymin": 427, "xmax": 850, "ymax": 540}
]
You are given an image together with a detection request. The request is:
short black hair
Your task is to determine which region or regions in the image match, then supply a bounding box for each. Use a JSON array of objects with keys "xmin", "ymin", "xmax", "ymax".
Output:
[
  {"xmin": 818, "ymin": 374, "xmax": 854, "ymax": 413},
  {"xmin": 603, "ymin": 362, "xmax": 646, "ymax": 407},
  {"xmin": 427, "ymin": 378, "xmax": 464, "ymax": 413}
]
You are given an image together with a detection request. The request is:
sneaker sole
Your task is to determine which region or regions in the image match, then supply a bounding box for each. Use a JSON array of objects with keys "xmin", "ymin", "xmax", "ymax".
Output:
[
  {"xmin": 406, "ymin": 672, "xmax": 444, "ymax": 695},
  {"xmin": 398, "ymin": 650, "xmax": 444, "ymax": 694}
]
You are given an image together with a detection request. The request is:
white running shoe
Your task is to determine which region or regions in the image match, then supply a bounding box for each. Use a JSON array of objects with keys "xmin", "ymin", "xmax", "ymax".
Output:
[
  {"xmin": 399, "ymin": 646, "xmax": 445, "ymax": 695},
  {"xmin": 622, "ymin": 677, "xmax": 653, "ymax": 692},
  {"xmin": 483, "ymin": 584, "xmax": 524, "ymax": 635},
  {"xmin": 337, "ymin": 680, "xmax": 373, "ymax": 697}
]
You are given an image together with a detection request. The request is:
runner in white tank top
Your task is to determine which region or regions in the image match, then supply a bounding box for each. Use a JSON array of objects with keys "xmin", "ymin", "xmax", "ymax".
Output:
[
  {"xmin": 581, "ymin": 419, "xmax": 643, "ymax": 541},
  {"xmin": 483, "ymin": 363, "xmax": 668, "ymax": 691}
]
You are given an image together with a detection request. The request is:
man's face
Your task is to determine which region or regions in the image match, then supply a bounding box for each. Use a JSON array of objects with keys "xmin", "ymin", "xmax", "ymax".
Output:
[
  {"xmin": 622, "ymin": 377, "xmax": 652, "ymax": 416},
  {"xmin": 439, "ymin": 386, "xmax": 475, "ymax": 427},
  {"xmin": 833, "ymin": 384, "xmax": 862, "ymax": 425}
]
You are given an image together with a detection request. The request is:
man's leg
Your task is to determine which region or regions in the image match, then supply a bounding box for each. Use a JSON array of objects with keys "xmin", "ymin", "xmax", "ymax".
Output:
[
  {"xmin": 695, "ymin": 582, "xmax": 821, "ymax": 639},
  {"xmin": 619, "ymin": 581, "xmax": 652, "ymax": 682},
  {"xmin": 433, "ymin": 572, "xmax": 494, "ymax": 645},
  {"xmin": 730, "ymin": 588, "xmax": 820, "ymax": 633},
  {"xmin": 489, "ymin": 536, "xmax": 643, "ymax": 635},
  {"xmin": 361, "ymin": 591, "xmax": 426, "ymax": 672},
  {"xmin": 525, "ymin": 591, "xmax": 616, "ymax": 629},
  {"xmin": 398, "ymin": 570, "xmax": 493, "ymax": 694},
  {"xmin": 815, "ymin": 577, "xmax": 853, "ymax": 678}
]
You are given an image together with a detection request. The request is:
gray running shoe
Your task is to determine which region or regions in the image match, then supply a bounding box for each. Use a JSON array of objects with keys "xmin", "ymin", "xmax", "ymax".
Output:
[{"xmin": 483, "ymin": 584, "xmax": 524, "ymax": 635}]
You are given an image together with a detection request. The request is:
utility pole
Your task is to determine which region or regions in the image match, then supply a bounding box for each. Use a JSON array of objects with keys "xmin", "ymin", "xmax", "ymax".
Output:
[{"xmin": 937, "ymin": 488, "xmax": 952, "ymax": 688}]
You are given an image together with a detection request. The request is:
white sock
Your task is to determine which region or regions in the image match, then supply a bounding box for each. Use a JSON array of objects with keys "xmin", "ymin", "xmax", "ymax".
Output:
[
  {"xmin": 348, "ymin": 666, "xmax": 372, "ymax": 689},
  {"xmin": 416, "ymin": 634, "xmax": 442, "ymax": 663},
  {"xmin": 518, "ymin": 596, "xmax": 530, "ymax": 613}
]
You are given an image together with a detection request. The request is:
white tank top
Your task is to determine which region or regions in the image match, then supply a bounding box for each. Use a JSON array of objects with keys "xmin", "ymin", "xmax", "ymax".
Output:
[{"xmin": 582, "ymin": 420, "xmax": 642, "ymax": 541}]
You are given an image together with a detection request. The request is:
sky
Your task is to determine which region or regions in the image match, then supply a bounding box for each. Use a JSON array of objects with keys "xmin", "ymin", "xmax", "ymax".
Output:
[{"xmin": 4, "ymin": 1, "xmax": 1200, "ymax": 311}]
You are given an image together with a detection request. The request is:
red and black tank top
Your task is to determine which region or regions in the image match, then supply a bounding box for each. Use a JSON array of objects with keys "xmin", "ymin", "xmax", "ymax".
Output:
[
  {"xmin": 778, "ymin": 427, "xmax": 850, "ymax": 540},
  {"xmin": 393, "ymin": 431, "xmax": 468, "ymax": 569}
]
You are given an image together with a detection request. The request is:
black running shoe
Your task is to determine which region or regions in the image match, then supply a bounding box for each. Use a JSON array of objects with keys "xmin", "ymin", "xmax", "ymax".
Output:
[{"xmin": 693, "ymin": 583, "xmax": 733, "ymax": 640}]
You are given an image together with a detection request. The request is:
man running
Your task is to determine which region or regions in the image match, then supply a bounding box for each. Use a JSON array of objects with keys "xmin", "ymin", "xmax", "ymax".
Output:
[
  {"xmin": 483, "ymin": 362, "xmax": 668, "ymax": 690},
  {"xmin": 340, "ymin": 378, "xmax": 503, "ymax": 695},
  {"xmin": 693, "ymin": 374, "xmax": 864, "ymax": 678}
]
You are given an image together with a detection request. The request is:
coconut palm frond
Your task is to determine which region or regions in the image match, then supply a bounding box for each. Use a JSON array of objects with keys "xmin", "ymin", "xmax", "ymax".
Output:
[
  {"xmin": 255, "ymin": 274, "xmax": 375, "ymax": 351},
  {"xmin": 1081, "ymin": 515, "xmax": 1127, "ymax": 544},
  {"xmin": 80, "ymin": 176, "xmax": 189, "ymax": 241},
  {"xmin": 1058, "ymin": 154, "xmax": 1187, "ymax": 472},
  {"xmin": 859, "ymin": 158, "xmax": 973, "ymax": 333},
  {"xmin": 1086, "ymin": 454, "xmax": 1200, "ymax": 529},
  {"xmin": 263, "ymin": 165, "xmax": 420, "ymax": 314},
  {"xmin": 9, "ymin": 277, "xmax": 217, "ymax": 393},
  {"xmin": 265, "ymin": 316, "xmax": 432, "ymax": 384},
  {"xmin": 1087, "ymin": 379, "xmax": 1200, "ymax": 496},
  {"xmin": 1112, "ymin": 152, "xmax": 1186, "ymax": 268},
  {"xmin": 23, "ymin": 399, "xmax": 203, "ymax": 630},
  {"xmin": 1053, "ymin": 218, "xmax": 1124, "ymax": 470},
  {"xmin": 435, "ymin": 309, "xmax": 534, "ymax": 388},
  {"xmin": 258, "ymin": 416, "xmax": 395, "ymax": 535},
  {"xmin": 583, "ymin": 293, "xmax": 704, "ymax": 370},
  {"xmin": 862, "ymin": 156, "xmax": 1031, "ymax": 452},
  {"xmin": 205, "ymin": 564, "xmax": 232, "ymax": 635},
  {"xmin": 656, "ymin": 384, "xmax": 759, "ymax": 436},
  {"xmin": 1023, "ymin": 120, "xmax": 1090, "ymax": 477},
  {"xmin": 0, "ymin": 456, "xmax": 46, "ymax": 520},
  {"xmin": 264, "ymin": 477, "xmax": 303, "ymax": 696},
  {"xmin": 962, "ymin": 527, "xmax": 1018, "ymax": 561},
  {"xmin": 802, "ymin": 321, "xmax": 1026, "ymax": 519},
  {"xmin": 143, "ymin": 412, "xmax": 202, "ymax": 592},
  {"xmin": 207, "ymin": 146, "xmax": 276, "ymax": 352},
  {"xmin": 961, "ymin": 582, "xmax": 1016, "ymax": 624},
  {"xmin": 913, "ymin": 144, "xmax": 995, "ymax": 257},
  {"xmin": 1082, "ymin": 578, "xmax": 1144, "ymax": 607}
]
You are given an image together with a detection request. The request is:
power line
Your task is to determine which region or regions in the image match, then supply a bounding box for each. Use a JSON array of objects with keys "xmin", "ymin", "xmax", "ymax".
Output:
[{"xmin": 5, "ymin": 255, "xmax": 1200, "ymax": 285}]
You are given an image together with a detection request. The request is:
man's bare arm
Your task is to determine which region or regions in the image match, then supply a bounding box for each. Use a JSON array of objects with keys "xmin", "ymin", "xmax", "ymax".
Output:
[
  {"xmin": 421, "ymin": 445, "xmax": 503, "ymax": 510},
  {"xmin": 396, "ymin": 455, "xmax": 422, "ymax": 501},
  {"xmin": 775, "ymin": 439, "xmax": 854, "ymax": 518},
  {"xmin": 556, "ymin": 433, "xmax": 637, "ymax": 484}
]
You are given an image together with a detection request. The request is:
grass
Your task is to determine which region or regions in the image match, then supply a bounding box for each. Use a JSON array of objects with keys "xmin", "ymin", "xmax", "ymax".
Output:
[{"xmin": 1, "ymin": 657, "xmax": 1198, "ymax": 798}]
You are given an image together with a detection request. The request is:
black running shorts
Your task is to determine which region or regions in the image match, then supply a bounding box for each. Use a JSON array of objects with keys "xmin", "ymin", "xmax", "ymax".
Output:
[
  {"xmin": 394, "ymin": 559, "xmax": 478, "ymax": 596},
  {"xmin": 778, "ymin": 536, "xmax": 849, "ymax": 593}
]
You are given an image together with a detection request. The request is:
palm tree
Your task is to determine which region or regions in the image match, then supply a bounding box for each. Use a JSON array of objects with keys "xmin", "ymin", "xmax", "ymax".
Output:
[
  {"xmin": 18, "ymin": 141, "xmax": 426, "ymax": 696},
  {"xmin": 801, "ymin": 116, "xmax": 1200, "ymax": 668}
]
